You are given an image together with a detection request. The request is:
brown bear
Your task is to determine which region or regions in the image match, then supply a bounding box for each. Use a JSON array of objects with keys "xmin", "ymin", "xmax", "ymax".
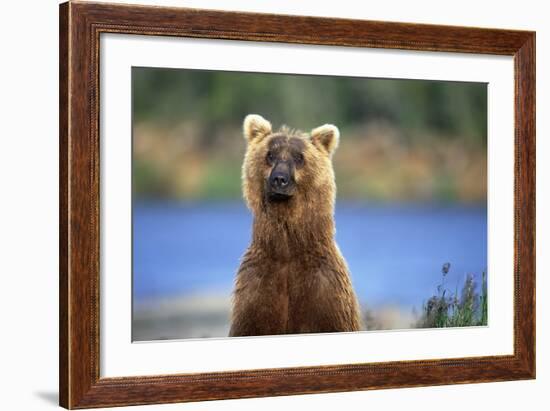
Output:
[{"xmin": 229, "ymin": 114, "xmax": 363, "ymax": 337}]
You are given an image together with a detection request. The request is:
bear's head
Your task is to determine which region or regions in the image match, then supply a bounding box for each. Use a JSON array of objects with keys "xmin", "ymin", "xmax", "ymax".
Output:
[{"xmin": 242, "ymin": 114, "xmax": 339, "ymax": 221}]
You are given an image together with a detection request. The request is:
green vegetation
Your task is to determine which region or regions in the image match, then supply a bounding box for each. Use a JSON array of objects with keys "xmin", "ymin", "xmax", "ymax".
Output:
[
  {"xmin": 133, "ymin": 68, "xmax": 487, "ymax": 143},
  {"xmin": 417, "ymin": 266, "xmax": 488, "ymax": 328},
  {"xmin": 132, "ymin": 67, "xmax": 487, "ymax": 202}
]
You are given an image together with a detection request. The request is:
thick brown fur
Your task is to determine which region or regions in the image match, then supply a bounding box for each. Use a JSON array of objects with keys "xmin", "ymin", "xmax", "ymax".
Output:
[{"xmin": 229, "ymin": 115, "xmax": 363, "ymax": 336}]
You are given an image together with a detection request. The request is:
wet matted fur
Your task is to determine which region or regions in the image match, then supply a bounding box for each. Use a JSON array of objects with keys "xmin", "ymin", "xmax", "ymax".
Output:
[{"xmin": 229, "ymin": 114, "xmax": 362, "ymax": 336}]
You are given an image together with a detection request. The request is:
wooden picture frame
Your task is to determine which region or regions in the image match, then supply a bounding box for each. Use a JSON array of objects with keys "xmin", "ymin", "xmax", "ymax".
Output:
[{"xmin": 59, "ymin": 1, "xmax": 535, "ymax": 408}]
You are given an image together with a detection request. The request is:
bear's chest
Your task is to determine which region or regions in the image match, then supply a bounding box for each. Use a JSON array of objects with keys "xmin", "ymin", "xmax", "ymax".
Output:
[{"xmin": 261, "ymin": 258, "xmax": 334, "ymax": 308}]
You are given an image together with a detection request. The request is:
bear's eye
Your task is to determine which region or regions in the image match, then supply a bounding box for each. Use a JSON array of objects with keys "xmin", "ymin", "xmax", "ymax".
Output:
[
  {"xmin": 266, "ymin": 151, "xmax": 275, "ymax": 164},
  {"xmin": 294, "ymin": 153, "xmax": 305, "ymax": 167}
]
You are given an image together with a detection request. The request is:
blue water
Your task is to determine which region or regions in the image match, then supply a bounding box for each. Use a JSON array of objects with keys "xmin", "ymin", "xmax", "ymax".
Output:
[{"xmin": 133, "ymin": 201, "xmax": 487, "ymax": 310}]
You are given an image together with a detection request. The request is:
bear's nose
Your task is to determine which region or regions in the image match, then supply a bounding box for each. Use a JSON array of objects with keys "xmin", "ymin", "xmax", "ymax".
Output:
[{"xmin": 270, "ymin": 172, "xmax": 289, "ymax": 188}]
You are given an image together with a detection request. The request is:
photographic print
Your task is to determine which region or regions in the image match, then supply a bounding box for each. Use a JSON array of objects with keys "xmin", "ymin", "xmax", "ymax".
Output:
[{"xmin": 132, "ymin": 68, "xmax": 488, "ymax": 341}]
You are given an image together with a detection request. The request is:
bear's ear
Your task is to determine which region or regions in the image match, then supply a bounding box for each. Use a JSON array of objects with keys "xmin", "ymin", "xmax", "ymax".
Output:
[
  {"xmin": 243, "ymin": 114, "xmax": 272, "ymax": 143},
  {"xmin": 311, "ymin": 124, "xmax": 340, "ymax": 156}
]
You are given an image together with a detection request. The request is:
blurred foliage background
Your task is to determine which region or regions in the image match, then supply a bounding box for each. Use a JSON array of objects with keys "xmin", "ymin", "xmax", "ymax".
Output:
[{"xmin": 132, "ymin": 67, "xmax": 487, "ymax": 203}]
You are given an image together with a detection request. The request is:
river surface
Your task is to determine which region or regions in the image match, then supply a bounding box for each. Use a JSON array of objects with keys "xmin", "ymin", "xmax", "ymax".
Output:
[{"xmin": 133, "ymin": 201, "xmax": 487, "ymax": 311}]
